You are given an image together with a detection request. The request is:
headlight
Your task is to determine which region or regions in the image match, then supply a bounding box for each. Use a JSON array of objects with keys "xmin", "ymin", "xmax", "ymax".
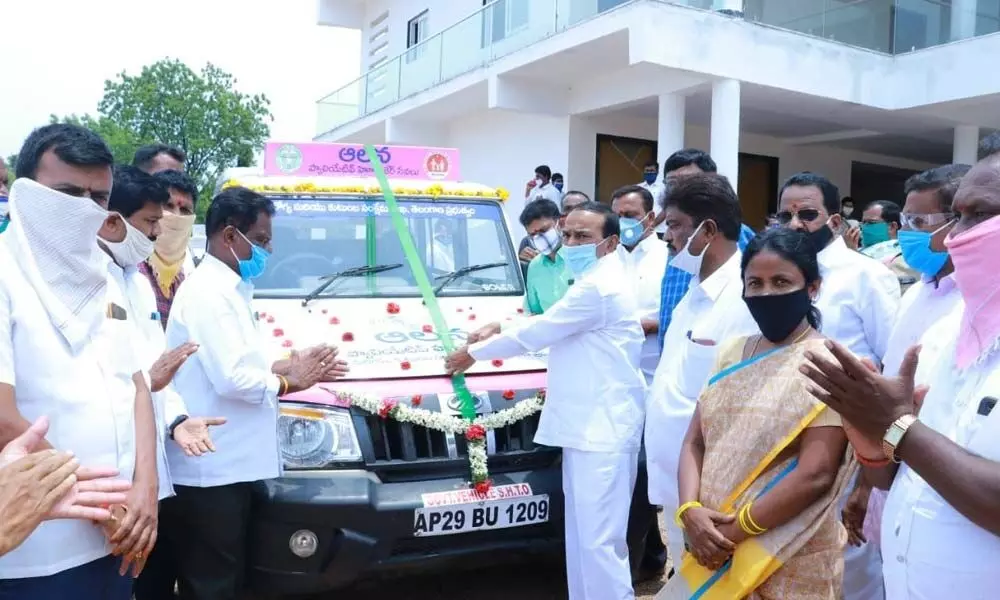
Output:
[{"xmin": 278, "ymin": 404, "xmax": 363, "ymax": 468}]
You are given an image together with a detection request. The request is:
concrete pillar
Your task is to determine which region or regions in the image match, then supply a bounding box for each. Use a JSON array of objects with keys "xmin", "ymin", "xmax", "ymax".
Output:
[
  {"xmin": 953, "ymin": 125, "xmax": 980, "ymax": 165},
  {"xmin": 710, "ymin": 79, "xmax": 741, "ymax": 186},
  {"xmin": 951, "ymin": 0, "xmax": 978, "ymax": 41},
  {"xmin": 656, "ymin": 94, "xmax": 686, "ymax": 169}
]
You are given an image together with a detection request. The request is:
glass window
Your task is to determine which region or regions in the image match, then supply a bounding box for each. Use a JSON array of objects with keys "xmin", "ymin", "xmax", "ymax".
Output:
[{"xmin": 256, "ymin": 196, "xmax": 522, "ymax": 299}]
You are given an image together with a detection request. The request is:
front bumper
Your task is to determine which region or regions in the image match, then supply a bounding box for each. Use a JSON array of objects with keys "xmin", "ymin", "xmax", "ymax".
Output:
[{"xmin": 247, "ymin": 464, "xmax": 564, "ymax": 596}]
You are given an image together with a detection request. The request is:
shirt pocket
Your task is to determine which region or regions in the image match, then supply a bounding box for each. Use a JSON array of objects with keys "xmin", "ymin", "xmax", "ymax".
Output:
[{"xmin": 676, "ymin": 337, "xmax": 719, "ymax": 399}]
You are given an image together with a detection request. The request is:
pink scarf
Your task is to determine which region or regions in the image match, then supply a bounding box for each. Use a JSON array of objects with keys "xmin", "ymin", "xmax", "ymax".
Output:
[{"xmin": 945, "ymin": 215, "xmax": 1000, "ymax": 369}]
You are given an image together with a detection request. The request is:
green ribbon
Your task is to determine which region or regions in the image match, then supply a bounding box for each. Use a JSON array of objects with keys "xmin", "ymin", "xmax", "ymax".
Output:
[{"xmin": 363, "ymin": 144, "xmax": 478, "ymax": 421}]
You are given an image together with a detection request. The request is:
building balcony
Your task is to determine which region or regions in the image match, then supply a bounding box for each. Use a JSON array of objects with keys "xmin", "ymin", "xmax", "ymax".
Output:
[{"xmin": 316, "ymin": 0, "xmax": 1000, "ymax": 138}]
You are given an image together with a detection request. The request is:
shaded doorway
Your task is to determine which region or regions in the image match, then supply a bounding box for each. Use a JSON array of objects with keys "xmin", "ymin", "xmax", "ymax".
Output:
[
  {"xmin": 850, "ymin": 161, "xmax": 921, "ymax": 212},
  {"xmin": 594, "ymin": 134, "xmax": 658, "ymax": 205}
]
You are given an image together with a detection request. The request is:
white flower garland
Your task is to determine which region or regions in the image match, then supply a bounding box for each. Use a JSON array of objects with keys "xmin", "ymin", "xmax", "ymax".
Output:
[{"xmin": 320, "ymin": 387, "xmax": 544, "ymax": 491}]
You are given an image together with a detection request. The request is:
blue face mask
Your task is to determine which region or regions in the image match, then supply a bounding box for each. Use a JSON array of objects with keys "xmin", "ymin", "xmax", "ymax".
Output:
[
  {"xmin": 553, "ymin": 182, "xmax": 564, "ymax": 192},
  {"xmin": 898, "ymin": 226, "xmax": 951, "ymax": 278},
  {"xmin": 619, "ymin": 216, "xmax": 646, "ymax": 247},
  {"xmin": 231, "ymin": 229, "xmax": 270, "ymax": 281},
  {"xmin": 643, "ymin": 173, "xmax": 657, "ymax": 185},
  {"xmin": 559, "ymin": 238, "xmax": 608, "ymax": 278}
]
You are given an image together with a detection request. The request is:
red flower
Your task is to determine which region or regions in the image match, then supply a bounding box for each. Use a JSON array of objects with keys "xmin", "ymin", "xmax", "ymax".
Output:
[
  {"xmin": 411, "ymin": 394, "xmax": 423, "ymax": 407},
  {"xmin": 400, "ymin": 360, "xmax": 412, "ymax": 370},
  {"xmin": 468, "ymin": 314, "xmax": 476, "ymax": 321},
  {"xmin": 516, "ymin": 308, "xmax": 524, "ymax": 314},
  {"xmin": 502, "ymin": 389, "xmax": 516, "ymax": 401},
  {"xmin": 474, "ymin": 479, "xmax": 492, "ymax": 495},
  {"xmin": 341, "ymin": 332, "xmax": 354, "ymax": 342},
  {"xmin": 386, "ymin": 302, "xmax": 401, "ymax": 314},
  {"xmin": 259, "ymin": 311, "xmax": 267, "ymax": 318},
  {"xmin": 272, "ymin": 328, "xmax": 284, "ymax": 337},
  {"xmin": 266, "ymin": 316, "xmax": 275, "ymax": 324},
  {"xmin": 465, "ymin": 424, "xmax": 486, "ymax": 441},
  {"xmin": 329, "ymin": 317, "xmax": 340, "ymax": 325},
  {"xmin": 378, "ymin": 399, "xmax": 398, "ymax": 419},
  {"xmin": 422, "ymin": 324, "xmax": 433, "ymax": 333},
  {"xmin": 282, "ymin": 340, "xmax": 294, "ymax": 348},
  {"xmin": 491, "ymin": 359, "xmax": 504, "ymax": 367}
]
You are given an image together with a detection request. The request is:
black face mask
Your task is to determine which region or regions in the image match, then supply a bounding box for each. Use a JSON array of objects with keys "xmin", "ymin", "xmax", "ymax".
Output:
[
  {"xmin": 807, "ymin": 224, "xmax": 834, "ymax": 253},
  {"xmin": 743, "ymin": 288, "xmax": 813, "ymax": 343}
]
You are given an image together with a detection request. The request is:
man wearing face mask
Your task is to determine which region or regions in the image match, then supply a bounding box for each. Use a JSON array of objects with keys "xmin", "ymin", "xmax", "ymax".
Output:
[
  {"xmin": 138, "ymin": 170, "xmax": 198, "ymax": 330},
  {"xmin": 519, "ymin": 200, "xmax": 571, "ymax": 315},
  {"xmin": 840, "ymin": 164, "xmax": 968, "ymax": 566},
  {"xmin": 637, "ymin": 161, "xmax": 667, "ymax": 240},
  {"xmin": 644, "ymin": 173, "xmax": 760, "ymax": 570},
  {"xmin": 552, "ymin": 172, "xmax": 565, "ymax": 197},
  {"xmin": 524, "ymin": 165, "xmax": 562, "ymax": 204},
  {"xmin": 160, "ymin": 187, "xmax": 341, "ymax": 599},
  {"xmin": 860, "ymin": 200, "xmax": 919, "ymax": 294},
  {"xmin": 0, "ymin": 124, "xmax": 151, "ymax": 599},
  {"xmin": 801, "ymin": 154, "xmax": 1000, "ymax": 600},
  {"xmin": 446, "ymin": 202, "xmax": 645, "ymax": 600},
  {"xmin": 96, "ymin": 165, "xmax": 227, "ymax": 600},
  {"xmin": 777, "ymin": 171, "xmax": 899, "ymax": 600}
]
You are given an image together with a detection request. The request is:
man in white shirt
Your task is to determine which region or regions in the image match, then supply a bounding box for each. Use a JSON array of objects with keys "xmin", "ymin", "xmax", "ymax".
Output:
[
  {"xmin": 637, "ymin": 161, "xmax": 667, "ymax": 240},
  {"xmin": 138, "ymin": 170, "xmax": 199, "ymax": 330},
  {"xmin": 611, "ymin": 184, "xmax": 671, "ymax": 580},
  {"xmin": 644, "ymin": 173, "xmax": 760, "ymax": 567},
  {"xmin": 0, "ymin": 124, "xmax": 155, "ymax": 599},
  {"xmin": 778, "ymin": 170, "xmax": 900, "ymax": 600},
  {"xmin": 801, "ymin": 156, "xmax": 1000, "ymax": 600},
  {"xmin": 445, "ymin": 202, "xmax": 645, "ymax": 600},
  {"xmin": 96, "ymin": 165, "xmax": 227, "ymax": 600},
  {"xmin": 841, "ymin": 164, "xmax": 969, "ymax": 558},
  {"xmin": 525, "ymin": 164, "xmax": 562, "ymax": 204},
  {"xmin": 161, "ymin": 186, "xmax": 341, "ymax": 599}
]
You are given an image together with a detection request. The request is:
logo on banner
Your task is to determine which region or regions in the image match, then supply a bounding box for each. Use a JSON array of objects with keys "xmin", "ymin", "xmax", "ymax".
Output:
[
  {"xmin": 425, "ymin": 152, "xmax": 450, "ymax": 180},
  {"xmin": 276, "ymin": 144, "xmax": 303, "ymax": 173}
]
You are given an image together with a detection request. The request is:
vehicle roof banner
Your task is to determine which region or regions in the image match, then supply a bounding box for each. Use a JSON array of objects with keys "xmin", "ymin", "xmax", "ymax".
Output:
[{"xmin": 264, "ymin": 142, "xmax": 461, "ymax": 181}]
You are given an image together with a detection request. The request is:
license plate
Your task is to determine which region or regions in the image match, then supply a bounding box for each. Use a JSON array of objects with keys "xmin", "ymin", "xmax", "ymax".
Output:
[{"xmin": 412, "ymin": 494, "xmax": 550, "ymax": 537}]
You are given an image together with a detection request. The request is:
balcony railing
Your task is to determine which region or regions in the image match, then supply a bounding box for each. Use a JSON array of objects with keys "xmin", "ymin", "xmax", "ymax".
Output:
[{"xmin": 317, "ymin": 0, "xmax": 1000, "ymax": 135}]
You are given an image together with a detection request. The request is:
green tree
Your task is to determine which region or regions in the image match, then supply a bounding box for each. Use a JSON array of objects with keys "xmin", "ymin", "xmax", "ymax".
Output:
[{"xmin": 54, "ymin": 58, "xmax": 272, "ymax": 220}]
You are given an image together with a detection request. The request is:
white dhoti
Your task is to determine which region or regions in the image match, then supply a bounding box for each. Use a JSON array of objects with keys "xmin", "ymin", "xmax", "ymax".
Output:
[
  {"xmin": 562, "ymin": 448, "xmax": 639, "ymax": 600},
  {"xmin": 840, "ymin": 472, "xmax": 885, "ymax": 600}
]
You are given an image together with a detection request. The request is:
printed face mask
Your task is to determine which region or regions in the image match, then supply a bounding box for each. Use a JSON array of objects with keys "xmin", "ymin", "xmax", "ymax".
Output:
[{"xmin": 531, "ymin": 228, "xmax": 561, "ymax": 254}]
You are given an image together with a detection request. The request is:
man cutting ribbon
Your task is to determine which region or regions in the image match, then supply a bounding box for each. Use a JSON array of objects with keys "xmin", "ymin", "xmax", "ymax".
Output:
[{"xmin": 444, "ymin": 201, "xmax": 646, "ymax": 600}]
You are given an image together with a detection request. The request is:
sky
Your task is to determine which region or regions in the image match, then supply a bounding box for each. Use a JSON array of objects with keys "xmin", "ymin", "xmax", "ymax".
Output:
[{"xmin": 0, "ymin": 0, "xmax": 361, "ymax": 159}]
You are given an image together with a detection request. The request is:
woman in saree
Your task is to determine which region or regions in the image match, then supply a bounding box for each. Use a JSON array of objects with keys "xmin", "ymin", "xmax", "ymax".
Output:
[{"xmin": 658, "ymin": 228, "xmax": 857, "ymax": 600}]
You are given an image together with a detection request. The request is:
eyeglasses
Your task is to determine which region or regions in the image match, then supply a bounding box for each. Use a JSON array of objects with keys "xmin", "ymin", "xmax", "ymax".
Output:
[
  {"xmin": 900, "ymin": 212, "xmax": 956, "ymax": 230},
  {"xmin": 775, "ymin": 208, "xmax": 821, "ymax": 225}
]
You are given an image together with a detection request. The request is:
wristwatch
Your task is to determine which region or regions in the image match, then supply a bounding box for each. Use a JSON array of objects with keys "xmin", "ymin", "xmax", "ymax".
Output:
[
  {"xmin": 168, "ymin": 415, "xmax": 190, "ymax": 440},
  {"xmin": 882, "ymin": 414, "xmax": 917, "ymax": 463}
]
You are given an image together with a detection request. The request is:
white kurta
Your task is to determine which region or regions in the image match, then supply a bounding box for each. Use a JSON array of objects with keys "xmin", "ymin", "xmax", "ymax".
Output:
[
  {"xmin": 624, "ymin": 235, "xmax": 670, "ymax": 385},
  {"xmin": 881, "ymin": 308, "xmax": 1000, "ymax": 599},
  {"xmin": 816, "ymin": 238, "xmax": 900, "ymax": 600},
  {"xmin": 470, "ymin": 248, "xmax": 645, "ymax": 600},
  {"xmin": 644, "ymin": 250, "xmax": 759, "ymax": 563}
]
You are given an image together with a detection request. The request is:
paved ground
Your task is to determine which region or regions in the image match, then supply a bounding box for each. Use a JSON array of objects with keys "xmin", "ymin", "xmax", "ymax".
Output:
[{"xmin": 320, "ymin": 515, "xmax": 671, "ymax": 600}]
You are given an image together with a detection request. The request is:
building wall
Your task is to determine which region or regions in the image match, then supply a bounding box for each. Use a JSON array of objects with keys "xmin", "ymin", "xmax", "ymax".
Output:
[{"xmin": 442, "ymin": 108, "xmax": 936, "ymax": 240}]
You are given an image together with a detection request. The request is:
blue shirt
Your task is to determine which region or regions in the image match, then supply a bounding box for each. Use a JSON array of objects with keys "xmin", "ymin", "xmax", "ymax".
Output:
[{"xmin": 657, "ymin": 223, "xmax": 757, "ymax": 352}]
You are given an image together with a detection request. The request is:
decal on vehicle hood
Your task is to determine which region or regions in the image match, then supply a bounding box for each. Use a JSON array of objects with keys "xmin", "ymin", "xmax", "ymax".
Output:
[{"xmin": 254, "ymin": 296, "xmax": 546, "ymax": 380}]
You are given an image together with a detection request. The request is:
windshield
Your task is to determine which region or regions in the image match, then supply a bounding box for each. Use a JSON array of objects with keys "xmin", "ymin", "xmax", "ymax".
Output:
[{"xmin": 256, "ymin": 196, "xmax": 523, "ymax": 298}]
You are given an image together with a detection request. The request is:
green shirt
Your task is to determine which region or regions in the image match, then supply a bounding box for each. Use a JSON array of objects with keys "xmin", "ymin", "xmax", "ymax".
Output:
[{"xmin": 524, "ymin": 251, "xmax": 572, "ymax": 315}]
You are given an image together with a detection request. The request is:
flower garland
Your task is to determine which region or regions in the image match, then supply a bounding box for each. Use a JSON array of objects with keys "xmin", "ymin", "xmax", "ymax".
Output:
[
  {"xmin": 321, "ymin": 387, "xmax": 544, "ymax": 493},
  {"xmin": 224, "ymin": 179, "xmax": 509, "ymax": 202}
]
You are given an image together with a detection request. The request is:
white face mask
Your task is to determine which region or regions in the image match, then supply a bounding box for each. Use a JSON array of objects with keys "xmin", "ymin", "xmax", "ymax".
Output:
[
  {"xmin": 102, "ymin": 214, "xmax": 156, "ymax": 267},
  {"xmin": 531, "ymin": 228, "xmax": 560, "ymax": 254},
  {"xmin": 670, "ymin": 221, "xmax": 710, "ymax": 276}
]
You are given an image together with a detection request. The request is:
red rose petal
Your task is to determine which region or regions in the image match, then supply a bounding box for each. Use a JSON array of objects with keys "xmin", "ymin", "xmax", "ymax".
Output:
[
  {"xmin": 272, "ymin": 328, "xmax": 284, "ymax": 337},
  {"xmin": 411, "ymin": 394, "xmax": 423, "ymax": 407},
  {"xmin": 468, "ymin": 314, "xmax": 476, "ymax": 321},
  {"xmin": 282, "ymin": 340, "xmax": 294, "ymax": 348},
  {"xmin": 266, "ymin": 316, "xmax": 275, "ymax": 323},
  {"xmin": 502, "ymin": 389, "xmax": 516, "ymax": 400},
  {"xmin": 492, "ymin": 359, "xmax": 504, "ymax": 367},
  {"xmin": 400, "ymin": 360, "xmax": 411, "ymax": 370},
  {"xmin": 342, "ymin": 332, "xmax": 354, "ymax": 342},
  {"xmin": 321, "ymin": 309, "xmax": 328, "ymax": 314},
  {"xmin": 259, "ymin": 311, "xmax": 267, "ymax": 318},
  {"xmin": 422, "ymin": 324, "xmax": 433, "ymax": 333},
  {"xmin": 516, "ymin": 308, "xmax": 524, "ymax": 314},
  {"xmin": 386, "ymin": 302, "xmax": 401, "ymax": 314},
  {"xmin": 329, "ymin": 317, "xmax": 340, "ymax": 325}
]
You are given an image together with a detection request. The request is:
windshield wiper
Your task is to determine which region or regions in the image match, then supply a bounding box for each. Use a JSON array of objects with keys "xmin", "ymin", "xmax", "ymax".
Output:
[
  {"xmin": 301, "ymin": 263, "xmax": 403, "ymax": 306},
  {"xmin": 433, "ymin": 262, "xmax": 508, "ymax": 295}
]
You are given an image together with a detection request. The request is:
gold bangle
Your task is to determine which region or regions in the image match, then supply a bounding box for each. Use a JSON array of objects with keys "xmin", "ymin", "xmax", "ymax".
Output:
[
  {"xmin": 277, "ymin": 375, "xmax": 289, "ymax": 396},
  {"xmin": 674, "ymin": 501, "xmax": 703, "ymax": 528},
  {"xmin": 738, "ymin": 504, "xmax": 766, "ymax": 536},
  {"xmin": 745, "ymin": 503, "xmax": 767, "ymax": 534}
]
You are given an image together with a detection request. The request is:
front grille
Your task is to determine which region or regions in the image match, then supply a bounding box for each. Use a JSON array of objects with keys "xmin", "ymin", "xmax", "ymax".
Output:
[{"xmin": 364, "ymin": 414, "xmax": 450, "ymax": 461}]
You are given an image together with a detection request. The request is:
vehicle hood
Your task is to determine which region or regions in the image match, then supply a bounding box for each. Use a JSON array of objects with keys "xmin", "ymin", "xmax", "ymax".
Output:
[{"xmin": 253, "ymin": 296, "xmax": 547, "ymax": 380}]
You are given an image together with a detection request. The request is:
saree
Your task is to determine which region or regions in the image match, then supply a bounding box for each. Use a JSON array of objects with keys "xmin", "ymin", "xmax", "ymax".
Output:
[{"xmin": 657, "ymin": 337, "xmax": 857, "ymax": 600}]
